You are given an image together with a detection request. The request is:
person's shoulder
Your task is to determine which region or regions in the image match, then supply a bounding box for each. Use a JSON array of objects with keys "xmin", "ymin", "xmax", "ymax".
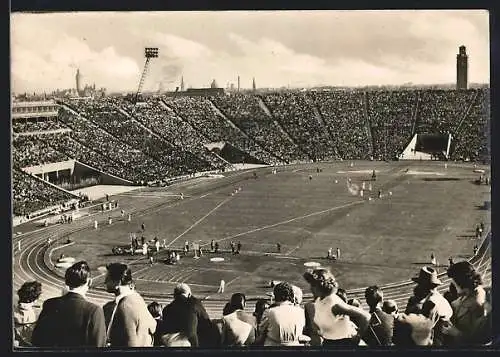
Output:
[{"xmin": 41, "ymin": 296, "xmax": 61, "ymax": 309}]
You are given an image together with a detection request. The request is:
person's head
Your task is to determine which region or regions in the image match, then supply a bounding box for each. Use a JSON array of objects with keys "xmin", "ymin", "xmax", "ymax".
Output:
[
  {"xmin": 382, "ymin": 300, "xmax": 398, "ymax": 316},
  {"xmin": 17, "ymin": 281, "xmax": 42, "ymax": 304},
  {"xmin": 105, "ymin": 263, "xmax": 133, "ymax": 295},
  {"xmin": 348, "ymin": 298, "xmax": 361, "ymax": 308},
  {"xmin": 447, "ymin": 261, "xmax": 482, "ymax": 294},
  {"xmin": 229, "ymin": 293, "xmax": 246, "ymax": 311},
  {"xmin": 291, "ymin": 285, "xmax": 303, "ymax": 305},
  {"xmin": 412, "ymin": 267, "xmax": 442, "ymax": 293},
  {"xmin": 254, "ymin": 299, "xmax": 269, "ymax": 318},
  {"xmin": 65, "ymin": 261, "xmax": 92, "ymax": 292},
  {"xmin": 273, "ymin": 282, "xmax": 295, "ymax": 303},
  {"xmin": 148, "ymin": 301, "xmax": 163, "ymax": 319},
  {"xmin": 173, "ymin": 283, "xmax": 191, "ymax": 300},
  {"xmin": 444, "ymin": 282, "xmax": 459, "ymax": 304},
  {"xmin": 365, "ymin": 285, "xmax": 384, "ymax": 310},
  {"xmin": 303, "ymin": 268, "xmax": 339, "ymax": 298},
  {"xmin": 336, "ymin": 288, "xmax": 348, "ymax": 303}
]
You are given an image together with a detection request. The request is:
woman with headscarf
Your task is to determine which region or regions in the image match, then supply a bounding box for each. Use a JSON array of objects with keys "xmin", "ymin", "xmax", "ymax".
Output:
[
  {"xmin": 255, "ymin": 282, "xmax": 305, "ymax": 346},
  {"xmin": 441, "ymin": 261, "xmax": 491, "ymax": 345},
  {"xmin": 303, "ymin": 269, "xmax": 371, "ymax": 347}
]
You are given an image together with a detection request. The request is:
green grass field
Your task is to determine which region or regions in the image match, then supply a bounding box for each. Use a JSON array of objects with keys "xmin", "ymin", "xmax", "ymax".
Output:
[{"xmin": 56, "ymin": 161, "xmax": 490, "ymax": 299}]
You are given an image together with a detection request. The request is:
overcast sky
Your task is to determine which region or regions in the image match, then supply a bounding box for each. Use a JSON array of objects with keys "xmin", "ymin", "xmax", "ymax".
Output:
[{"xmin": 11, "ymin": 10, "xmax": 489, "ymax": 93}]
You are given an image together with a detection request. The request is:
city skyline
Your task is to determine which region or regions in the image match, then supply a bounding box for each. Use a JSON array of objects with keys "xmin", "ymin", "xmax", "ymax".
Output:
[{"xmin": 11, "ymin": 10, "xmax": 489, "ymax": 93}]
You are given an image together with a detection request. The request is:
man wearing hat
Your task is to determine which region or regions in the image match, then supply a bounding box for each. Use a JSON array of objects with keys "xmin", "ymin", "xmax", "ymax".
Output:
[
  {"xmin": 405, "ymin": 266, "xmax": 453, "ymax": 345},
  {"xmin": 406, "ymin": 267, "xmax": 452, "ymax": 321}
]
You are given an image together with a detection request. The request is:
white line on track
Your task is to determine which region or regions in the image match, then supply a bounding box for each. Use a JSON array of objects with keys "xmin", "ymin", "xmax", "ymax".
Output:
[
  {"xmin": 206, "ymin": 200, "xmax": 364, "ymax": 247},
  {"xmin": 166, "ymin": 196, "xmax": 234, "ymax": 248}
]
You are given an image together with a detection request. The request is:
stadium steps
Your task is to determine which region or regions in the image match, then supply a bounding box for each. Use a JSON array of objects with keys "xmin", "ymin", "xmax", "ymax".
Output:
[
  {"xmin": 209, "ymin": 100, "xmax": 286, "ymax": 164},
  {"xmin": 452, "ymin": 90, "xmax": 480, "ymax": 139},
  {"xmin": 118, "ymin": 105, "xmax": 218, "ymax": 170},
  {"xmin": 207, "ymin": 98, "xmax": 280, "ymax": 163},
  {"xmin": 155, "ymin": 100, "xmax": 234, "ymax": 169},
  {"xmin": 61, "ymin": 104, "xmax": 170, "ymax": 169},
  {"xmin": 256, "ymin": 96, "xmax": 310, "ymax": 161},
  {"xmin": 411, "ymin": 90, "xmax": 421, "ymax": 137},
  {"xmin": 57, "ymin": 106, "xmax": 153, "ymax": 178},
  {"xmin": 311, "ymin": 105, "xmax": 340, "ymax": 158},
  {"xmin": 362, "ymin": 91, "xmax": 375, "ymax": 159},
  {"xmin": 162, "ymin": 98, "xmax": 272, "ymax": 164}
]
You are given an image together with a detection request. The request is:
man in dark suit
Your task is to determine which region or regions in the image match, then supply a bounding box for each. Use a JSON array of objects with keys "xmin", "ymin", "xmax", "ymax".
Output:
[
  {"xmin": 161, "ymin": 283, "xmax": 220, "ymax": 347},
  {"xmin": 362, "ymin": 285, "xmax": 394, "ymax": 346},
  {"xmin": 32, "ymin": 261, "xmax": 106, "ymax": 347}
]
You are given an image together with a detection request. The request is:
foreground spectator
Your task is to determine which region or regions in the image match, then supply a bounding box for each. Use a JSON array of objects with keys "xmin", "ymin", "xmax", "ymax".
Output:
[
  {"xmin": 405, "ymin": 266, "xmax": 453, "ymax": 345},
  {"xmin": 103, "ymin": 263, "xmax": 156, "ymax": 347},
  {"xmin": 221, "ymin": 293, "xmax": 256, "ymax": 346},
  {"xmin": 406, "ymin": 267, "xmax": 452, "ymax": 320},
  {"xmin": 303, "ymin": 269, "xmax": 370, "ymax": 347},
  {"xmin": 14, "ymin": 281, "xmax": 42, "ymax": 347},
  {"xmin": 392, "ymin": 311, "xmax": 435, "ymax": 346},
  {"xmin": 253, "ymin": 299, "xmax": 269, "ymax": 333},
  {"xmin": 162, "ymin": 283, "xmax": 219, "ymax": 347},
  {"xmin": 442, "ymin": 261, "xmax": 492, "ymax": 345},
  {"xmin": 32, "ymin": 261, "xmax": 106, "ymax": 347},
  {"xmin": 291, "ymin": 285, "xmax": 303, "ymax": 306},
  {"xmin": 382, "ymin": 300, "xmax": 398, "ymax": 318},
  {"xmin": 362, "ymin": 286, "xmax": 394, "ymax": 346},
  {"xmin": 147, "ymin": 302, "xmax": 164, "ymax": 347},
  {"xmin": 255, "ymin": 282, "xmax": 305, "ymax": 346},
  {"xmin": 161, "ymin": 283, "xmax": 200, "ymax": 347}
]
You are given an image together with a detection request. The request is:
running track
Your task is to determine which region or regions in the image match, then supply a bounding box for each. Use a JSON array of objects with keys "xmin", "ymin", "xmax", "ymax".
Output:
[{"xmin": 12, "ymin": 203, "xmax": 491, "ymax": 318}]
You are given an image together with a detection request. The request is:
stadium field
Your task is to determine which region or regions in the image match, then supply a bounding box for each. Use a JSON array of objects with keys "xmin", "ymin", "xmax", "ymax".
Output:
[{"xmin": 41, "ymin": 160, "xmax": 490, "ymax": 302}]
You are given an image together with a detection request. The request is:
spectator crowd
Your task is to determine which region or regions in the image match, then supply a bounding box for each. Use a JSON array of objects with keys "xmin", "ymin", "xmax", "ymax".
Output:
[
  {"xmin": 12, "ymin": 88, "xmax": 489, "ymax": 217},
  {"xmin": 15, "ymin": 259, "xmax": 491, "ymax": 348},
  {"xmin": 12, "ymin": 169, "xmax": 75, "ymax": 217}
]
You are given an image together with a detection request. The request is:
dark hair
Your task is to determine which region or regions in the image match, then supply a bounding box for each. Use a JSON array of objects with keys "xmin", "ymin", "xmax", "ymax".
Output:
[
  {"xmin": 337, "ymin": 288, "xmax": 348, "ymax": 303},
  {"xmin": 17, "ymin": 281, "xmax": 42, "ymax": 303},
  {"xmin": 444, "ymin": 282, "xmax": 458, "ymax": 304},
  {"xmin": 447, "ymin": 261, "xmax": 482, "ymax": 290},
  {"xmin": 223, "ymin": 293, "xmax": 246, "ymax": 315},
  {"xmin": 147, "ymin": 301, "xmax": 162, "ymax": 319},
  {"xmin": 382, "ymin": 300, "xmax": 398, "ymax": 315},
  {"xmin": 254, "ymin": 299, "xmax": 269, "ymax": 316},
  {"xmin": 273, "ymin": 282, "xmax": 295, "ymax": 303},
  {"xmin": 303, "ymin": 268, "xmax": 338, "ymax": 296},
  {"xmin": 106, "ymin": 263, "xmax": 133, "ymax": 286},
  {"xmin": 65, "ymin": 261, "xmax": 91, "ymax": 289},
  {"xmin": 365, "ymin": 285, "xmax": 383, "ymax": 310},
  {"xmin": 348, "ymin": 298, "xmax": 361, "ymax": 308}
]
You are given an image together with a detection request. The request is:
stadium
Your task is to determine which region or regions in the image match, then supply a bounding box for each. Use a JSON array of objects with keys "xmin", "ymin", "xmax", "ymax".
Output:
[{"xmin": 12, "ymin": 11, "xmax": 491, "ymax": 349}]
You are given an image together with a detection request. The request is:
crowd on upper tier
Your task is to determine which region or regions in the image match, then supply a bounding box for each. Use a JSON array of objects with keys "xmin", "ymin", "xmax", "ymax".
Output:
[
  {"xmin": 12, "ymin": 119, "xmax": 68, "ymax": 133},
  {"xmin": 212, "ymin": 94, "xmax": 307, "ymax": 163},
  {"xmin": 164, "ymin": 96, "xmax": 277, "ymax": 164},
  {"xmin": 14, "ymin": 259, "xmax": 491, "ymax": 348},
  {"xmin": 120, "ymin": 99, "xmax": 227, "ymax": 170},
  {"xmin": 11, "ymin": 89, "xmax": 489, "ymax": 216}
]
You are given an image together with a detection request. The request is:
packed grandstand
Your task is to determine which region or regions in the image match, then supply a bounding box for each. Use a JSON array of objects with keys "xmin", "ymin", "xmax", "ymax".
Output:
[
  {"xmin": 12, "ymin": 88, "xmax": 492, "ymax": 348},
  {"xmin": 12, "ymin": 88, "xmax": 489, "ymax": 219}
]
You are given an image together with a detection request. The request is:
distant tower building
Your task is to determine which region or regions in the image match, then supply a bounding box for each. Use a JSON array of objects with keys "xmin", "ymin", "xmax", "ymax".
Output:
[
  {"xmin": 238, "ymin": 76, "xmax": 240, "ymax": 92},
  {"xmin": 252, "ymin": 77, "xmax": 256, "ymax": 91},
  {"xmin": 211, "ymin": 79, "xmax": 218, "ymax": 88},
  {"xmin": 180, "ymin": 76, "xmax": 185, "ymax": 91},
  {"xmin": 456, "ymin": 45, "xmax": 468, "ymax": 90},
  {"xmin": 75, "ymin": 69, "xmax": 82, "ymax": 96}
]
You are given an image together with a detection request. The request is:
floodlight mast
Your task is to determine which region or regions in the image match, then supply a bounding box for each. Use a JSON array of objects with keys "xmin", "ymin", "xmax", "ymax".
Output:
[{"xmin": 135, "ymin": 47, "xmax": 158, "ymax": 104}]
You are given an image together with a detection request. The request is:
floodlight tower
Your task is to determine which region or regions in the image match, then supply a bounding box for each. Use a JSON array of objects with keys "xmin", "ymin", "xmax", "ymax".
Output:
[{"xmin": 135, "ymin": 47, "xmax": 159, "ymax": 103}]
